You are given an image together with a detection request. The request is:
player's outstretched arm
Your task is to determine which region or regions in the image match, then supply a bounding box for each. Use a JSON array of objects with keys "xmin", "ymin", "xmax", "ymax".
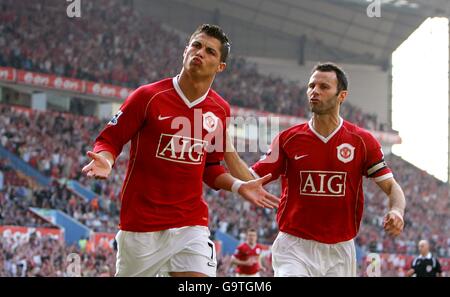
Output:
[
  {"xmin": 376, "ymin": 177, "xmax": 406, "ymax": 237},
  {"xmin": 81, "ymin": 151, "xmax": 114, "ymax": 179},
  {"xmin": 224, "ymin": 131, "xmax": 255, "ymax": 181},
  {"xmin": 214, "ymin": 173, "xmax": 280, "ymax": 209},
  {"xmin": 238, "ymin": 174, "xmax": 280, "ymax": 209}
]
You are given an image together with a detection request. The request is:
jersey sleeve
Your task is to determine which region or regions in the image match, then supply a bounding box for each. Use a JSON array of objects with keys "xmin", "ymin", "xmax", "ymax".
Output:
[
  {"xmin": 233, "ymin": 246, "xmax": 243, "ymax": 259},
  {"xmin": 363, "ymin": 132, "xmax": 393, "ymax": 182},
  {"xmin": 202, "ymin": 104, "xmax": 230, "ymax": 190},
  {"xmin": 251, "ymin": 133, "xmax": 287, "ymax": 184},
  {"xmin": 435, "ymin": 258, "xmax": 442, "ymax": 273},
  {"xmin": 93, "ymin": 86, "xmax": 151, "ymax": 160},
  {"xmin": 410, "ymin": 258, "xmax": 417, "ymax": 271}
]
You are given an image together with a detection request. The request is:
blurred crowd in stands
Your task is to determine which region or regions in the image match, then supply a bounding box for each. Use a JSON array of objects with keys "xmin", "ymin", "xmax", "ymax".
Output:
[
  {"xmin": 0, "ymin": 0, "xmax": 448, "ymax": 277},
  {"xmin": 0, "ymin": 105, "xmax": 121, "ymax": 233},
  {"xmin": 0, "ymin": 224, "xmax": 115, "ymax": 277},
  {"xmin": 357, "ymin": 156, "xmax": 450, "ymax": 258},
  {"xmin": 0, "ymin": 0, "xmax": 383, "ymax": 130},
  {"xmin": 1, "ymin": 105, "xmax": 449, "ymax": 276}
]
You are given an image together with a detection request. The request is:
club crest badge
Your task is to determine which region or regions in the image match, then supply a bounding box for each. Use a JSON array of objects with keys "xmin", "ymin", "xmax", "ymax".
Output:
[
  {"xmin": 337, "ymin": 143, "xmax": 355, "ymax": 163},
  {"xmin": 203, "ymin": 112, "xmax": 219, "ymax": 133}
]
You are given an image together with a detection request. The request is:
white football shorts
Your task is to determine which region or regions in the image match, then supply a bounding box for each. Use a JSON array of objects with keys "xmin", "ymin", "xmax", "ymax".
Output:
[
  {"xmin": 272, "ymin": 231, "xmax": 356, "ymax": 277},
  {"xmin": 115, "ymin": 225, "xmax": 217, "ymax": 277}
]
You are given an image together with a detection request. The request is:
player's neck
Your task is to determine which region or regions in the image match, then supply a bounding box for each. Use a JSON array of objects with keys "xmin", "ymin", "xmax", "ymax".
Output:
[
  {"xmin": 311, "ymin": 113, "xmax": 341, "ymax": 138},
  {"xmin": 178, "ymin": 70, "xmax": 213, "ymax": 102}
]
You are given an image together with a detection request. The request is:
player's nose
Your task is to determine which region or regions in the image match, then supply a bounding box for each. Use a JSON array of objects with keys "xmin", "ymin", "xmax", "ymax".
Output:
[
  {"xmin": 308, "ymin": 89, "xmax": 319, "ymax": 98},
  {"xmin": 195, "ymin": 48, "xmax": 205, "ymax": 59}
]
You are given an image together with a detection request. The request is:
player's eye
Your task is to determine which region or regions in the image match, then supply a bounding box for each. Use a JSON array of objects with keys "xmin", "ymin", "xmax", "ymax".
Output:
[{"xmin": 207, "ymin": 48, "xmax": 216, "ymax": 56}]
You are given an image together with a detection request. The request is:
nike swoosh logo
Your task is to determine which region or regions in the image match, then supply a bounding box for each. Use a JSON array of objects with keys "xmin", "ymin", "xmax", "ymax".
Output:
[
  {"xmin": 294, "ymin": 154, "xmax": 308, "ymax": 160},
  {"xmin": 158, "ymin": 115, "xmax": 172, "ymax": 120}
]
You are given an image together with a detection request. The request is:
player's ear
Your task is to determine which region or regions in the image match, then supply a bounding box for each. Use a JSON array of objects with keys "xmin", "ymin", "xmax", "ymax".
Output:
[
  {"xmin": 217, "ymin": 62, "xmax": 226, "ymax": 73},
  {"xmin": 338, "ymin": 90, "xmax": 348, "ymax": 104}
]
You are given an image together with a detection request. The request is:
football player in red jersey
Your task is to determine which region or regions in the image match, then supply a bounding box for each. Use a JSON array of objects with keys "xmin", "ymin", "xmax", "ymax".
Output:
[
  {"xmin": 224, "ymin": 62, "xmax": 406, "ymax": 276},
  {"xmin": 81, "ymin": 24, "xmax": 279, "ymax": 277},
  {"xmin": 231, "ymin": 228, "xmax": 267, "ymax": 277}
]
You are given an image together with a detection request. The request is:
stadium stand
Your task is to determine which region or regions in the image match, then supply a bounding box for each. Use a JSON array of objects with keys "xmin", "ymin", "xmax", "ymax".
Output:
[
  {"xmin": 0, "ymin": 0, "xmax": 448, "ymax": 277},
  {"xmin": 1, "ymin": 105, "xmax": 449, "ymax": 276},
  {"xmin": 0, "ymin": 223, "xmax": 115, "ymax": 276},
  {"xmin": 0, "ymin": 0, "xmax": 382, "ymax": 130}
]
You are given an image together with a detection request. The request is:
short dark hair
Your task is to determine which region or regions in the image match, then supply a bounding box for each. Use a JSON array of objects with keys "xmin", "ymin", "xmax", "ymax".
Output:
[
  {"xmin": 247, "ymin": 228, "xmax": 257, "ymax": 233},
  {"xmin": 189, "ymin": 24, "xmax": 231, "ymax": 63},
  {"xmin": 312, "ymin": 62, "xmax": 348, "ymax": 94}
]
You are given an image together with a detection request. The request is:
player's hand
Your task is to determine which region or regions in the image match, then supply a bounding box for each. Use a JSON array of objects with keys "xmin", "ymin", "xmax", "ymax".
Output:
[
  {"xmin": 81, "ymin": 151, "xmax": 112, "ymax": 179},
  {"xmin": 238, "ymin": 174, "xmax": 280, "ymax": 209},
  {"xmin": 383, "ymin": 210, "xmax": 404, "ymax": 237}
]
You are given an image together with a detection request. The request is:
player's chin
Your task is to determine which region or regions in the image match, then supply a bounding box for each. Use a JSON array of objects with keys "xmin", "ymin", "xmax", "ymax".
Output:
[{"xmin": 310, "ymin": 106, "xmax": 319, "ymax": 113}]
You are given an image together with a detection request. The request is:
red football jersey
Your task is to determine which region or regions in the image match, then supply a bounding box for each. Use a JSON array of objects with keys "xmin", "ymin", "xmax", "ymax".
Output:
[
  {"xmin": 233, "ymin": 242, "xmax": 263, "ymax": 275},
  {"xmin": 93, "ymin": 76, "xmax": 230, "ymax": 232},
  {"xmin": 251, "ymin": 118, "xmax": 393, "ymax": 244}
]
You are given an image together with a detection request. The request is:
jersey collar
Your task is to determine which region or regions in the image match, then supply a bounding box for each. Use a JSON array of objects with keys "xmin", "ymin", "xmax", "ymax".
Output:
[
  {"xmin": 308, "ymin": 116, "xmax": 344, "ymax": 143},
  {"xmin": 419, "ymin": 252, "xmax": 432, "ymax": 259},
  {"xmin": 172, "ymin": 75, "xmax": 209, "ymax": 108}
]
